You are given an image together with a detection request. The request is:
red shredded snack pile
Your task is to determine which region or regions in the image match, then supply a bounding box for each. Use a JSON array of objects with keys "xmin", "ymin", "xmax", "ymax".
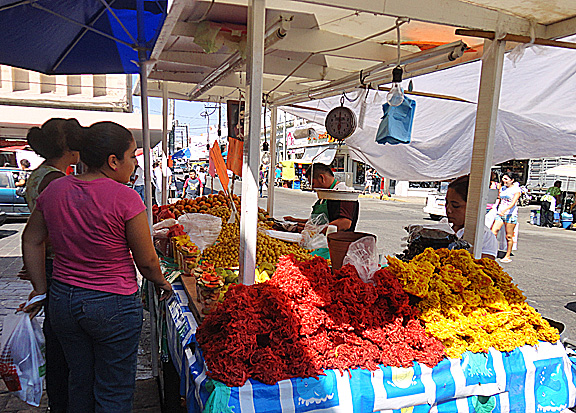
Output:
[{"xmin": 196, "ymin": 255, "xmax": 445, "ymax": 387}]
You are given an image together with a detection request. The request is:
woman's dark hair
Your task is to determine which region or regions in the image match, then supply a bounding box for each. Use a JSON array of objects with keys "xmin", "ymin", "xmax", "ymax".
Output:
[
  {"xmin": 27, "ymin": 118, "xmax": 84, "ymax": 160},
  {"xmin": 448, "ymin": 175, "xmax": 469, "ymax": 202},
  {"xmin": 501, "ymin": 171, "xmax": 518, "ymax": 182},
  {"xmin": 68, "ymin": 121, "xmax": 133, "ymax": 169}
]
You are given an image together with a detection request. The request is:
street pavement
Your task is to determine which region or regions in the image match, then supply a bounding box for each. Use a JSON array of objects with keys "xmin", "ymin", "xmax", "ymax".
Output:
[{"xmin": 0, "ymin": 186, "xmax": 574, "ymax": 410}]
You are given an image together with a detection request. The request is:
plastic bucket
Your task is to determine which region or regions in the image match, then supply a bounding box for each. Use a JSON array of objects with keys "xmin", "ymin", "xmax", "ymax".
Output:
[
  {"xmin": 562, "ymin": 220, "xmax": 572, "ymax": 229},
  {"xmin": 327, "ymin": 232, "xmax": 376, "ymax": 270}
]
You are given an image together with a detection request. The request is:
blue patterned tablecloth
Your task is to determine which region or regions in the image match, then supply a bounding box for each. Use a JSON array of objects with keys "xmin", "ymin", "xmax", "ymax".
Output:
[{"xmin": 164, "ymin": 280, "xmax": 576, "ymax": 413}]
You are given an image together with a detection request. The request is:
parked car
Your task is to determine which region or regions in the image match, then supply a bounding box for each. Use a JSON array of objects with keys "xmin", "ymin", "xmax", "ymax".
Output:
[
  {"xmin": 423, "ymin": 182, "xmax": 448, "ymax": 220},
  {"xmin": 0, "ymin": 167, "xmax": 31, "ymax": 218}
]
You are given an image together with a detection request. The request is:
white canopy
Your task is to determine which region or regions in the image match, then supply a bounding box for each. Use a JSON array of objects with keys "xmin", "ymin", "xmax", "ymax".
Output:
[
  {"xmin": 283, "ymin": 37, "xmax": 576, "ymax": 181},
  {"xmin": 546, "ymin": 165, "xmax": 576, "ymax": 178}
]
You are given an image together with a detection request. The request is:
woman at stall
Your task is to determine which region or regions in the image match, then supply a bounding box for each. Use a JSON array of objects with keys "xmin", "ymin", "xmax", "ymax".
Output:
[
  {"xmin": 21, "ymin": 118, "xmax": 83, "ymax": 413},
  {"xmin": 446, "ymin": 175, "xmax": 498, "ymax": 259},
  {"xmin": 491, "ymin": 172, "xmax": 522, "ymax": 263},
  {"xmin": 22, "ymin": 121, "xmax": 173, "ymax": 413}
]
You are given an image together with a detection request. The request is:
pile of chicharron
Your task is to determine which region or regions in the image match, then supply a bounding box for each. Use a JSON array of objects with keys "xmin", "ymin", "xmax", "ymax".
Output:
[{"xmin": 196, "ymin": 249, "xmax": 559, "ymax": 387}]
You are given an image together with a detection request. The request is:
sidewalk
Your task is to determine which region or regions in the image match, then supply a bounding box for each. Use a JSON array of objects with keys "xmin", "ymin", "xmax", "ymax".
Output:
[{"xmin": 0, "ymin": 222, "xmax": 162, "ymax": 412}]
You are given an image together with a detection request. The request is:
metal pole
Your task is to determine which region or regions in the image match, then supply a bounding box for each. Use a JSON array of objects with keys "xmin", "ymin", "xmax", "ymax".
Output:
[
  {"xmin": 463, "ymin": 39, "xmax": 506, "ymax": 258},
  {"xmin": 267, "ymin": 106, "xmax": 277, "ymax": 216},
  {"xmin": 283, "ymin": 111, "xmax": 287, "ymax": 160},
  {"xmin": 137, "ymin": 0, "xmax": 159, "ymax": 378},
  {"xmin": 239, "ymin": 0, "xmax": 265, "ymax": 285},
  {"xmin": 161, "ymin": 82, "xmax": 169, "ymax": 205}
]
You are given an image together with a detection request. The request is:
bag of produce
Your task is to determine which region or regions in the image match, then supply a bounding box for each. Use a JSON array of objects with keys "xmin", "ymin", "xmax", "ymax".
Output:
[
  {"xmin": 178, "ymin": 213, "xmax": 222, "ymax": 252},
  {"xmin": 299, "ymin": 213, "xmax": 329, "ymax": 250},
  {"xmin": 342, "ymin": 236, "xmax": 380, "ymax": 283}
]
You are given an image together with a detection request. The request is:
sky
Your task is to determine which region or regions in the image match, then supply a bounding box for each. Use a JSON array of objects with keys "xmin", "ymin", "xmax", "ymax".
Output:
[{"xmin": 132, "ymin": 96, "xmax": 227, "ymax": 135}]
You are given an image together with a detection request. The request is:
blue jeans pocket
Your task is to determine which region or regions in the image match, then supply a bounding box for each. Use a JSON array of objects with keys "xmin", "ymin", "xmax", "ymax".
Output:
[{"xmin": 81, "ymin": 295, "xmax": 123, "ymax": 327}]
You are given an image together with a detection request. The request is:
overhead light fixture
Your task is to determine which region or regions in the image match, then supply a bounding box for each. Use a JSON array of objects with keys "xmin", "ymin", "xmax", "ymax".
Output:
[
  {"xmin": 187, "ymin": 16, "xmax": 292, "ymax": 101},
  {"xmin": 387, "ymin": 21, "xmax": 405, "ymax": 106}
]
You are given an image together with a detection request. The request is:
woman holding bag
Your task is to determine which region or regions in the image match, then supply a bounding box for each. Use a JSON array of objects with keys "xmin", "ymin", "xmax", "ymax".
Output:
[{"xmin": 23, "ymin": 121, "xmax": 172, "ymax": 413}]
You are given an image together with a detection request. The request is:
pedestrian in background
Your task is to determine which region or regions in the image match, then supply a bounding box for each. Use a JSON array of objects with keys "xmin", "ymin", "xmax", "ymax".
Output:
[
  {"xmin": 132, "ymin": 162, "xmax": 145, "ymax": 202},
  {"xmin": 22, "ymin": 121, "xmax": 173, "ymax": 413},
  {"xmin": 540, "ymin": 180, "xmax": 562, "ymax": 228},
  {"xmin": 491, "ymin": 172, "xmax": 521, "ymax": 263},
  {"xmin": 183, "ymin": 170, "xmax": 202, "ymax": 199}
]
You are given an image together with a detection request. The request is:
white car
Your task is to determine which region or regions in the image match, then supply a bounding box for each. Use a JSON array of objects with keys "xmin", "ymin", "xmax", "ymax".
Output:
[{"xmin": 423, "ymin": 193, "xmax": 447, "ymax": 220}]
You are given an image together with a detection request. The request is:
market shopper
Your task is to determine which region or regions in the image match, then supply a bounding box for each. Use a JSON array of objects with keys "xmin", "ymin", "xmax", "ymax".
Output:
[
  {"xmin": 284, "ymin": 163, "xmax": 359, "ymax": 232},
  {"xmin": 183, "ymin": 170, "xmax": 203, "ymax": 199},
  {"xmin": 540, "ymin": 180, "xmax": 562, "ymax": 227},
  {"xmin": 22, "ymin": 121, "xmax": 173, "ymax": 413},
  {"xmin": 15, "ymin": 158, "xmax": 31, "ymax": 187},
  {"xmin": 446, "ymin": 175, "xmax": 498, "ymax": 259},
  {"xmin": 491, "ymin": 172, "xmax": 522, "ymax": 263},
  {"xmin": 21, "ymin": 118, "xmax": 83, "ymax": 413},
  {"xmin": 132, "ymin": 161, "xmax": 145, "ymax": 201}
]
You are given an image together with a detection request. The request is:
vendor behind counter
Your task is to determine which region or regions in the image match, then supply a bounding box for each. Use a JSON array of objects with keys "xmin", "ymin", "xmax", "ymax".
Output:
[{"xmin": 284, "ymin": 163, "xmax": 359, "ymax": 232}]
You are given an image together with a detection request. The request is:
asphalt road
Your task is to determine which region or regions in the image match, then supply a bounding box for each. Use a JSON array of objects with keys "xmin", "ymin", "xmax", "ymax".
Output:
[{"xmin": 260, "ymin": 187, "xmax": 576, "ymax": 343}]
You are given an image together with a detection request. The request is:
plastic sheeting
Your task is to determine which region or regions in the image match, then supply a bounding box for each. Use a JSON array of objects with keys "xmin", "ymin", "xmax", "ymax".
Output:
[{"xmin": 283, "ymin": 37, "xmax": 576, "ymax": 181}]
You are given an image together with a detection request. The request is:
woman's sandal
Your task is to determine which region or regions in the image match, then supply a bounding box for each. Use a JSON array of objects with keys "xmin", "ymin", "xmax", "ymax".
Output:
[{"xmin": 500, "ymin": 257, "xmax": 512, "ymax": 263}]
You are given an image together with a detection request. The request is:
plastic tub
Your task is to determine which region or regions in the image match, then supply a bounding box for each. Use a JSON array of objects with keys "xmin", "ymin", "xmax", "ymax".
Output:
[
  {"xmin": 562, "ymin": 220, "xmax": 572, "ymax": 229},
  {"xmin": 327, "ymin": 232, "xmax": 376, "ymax": 270}
]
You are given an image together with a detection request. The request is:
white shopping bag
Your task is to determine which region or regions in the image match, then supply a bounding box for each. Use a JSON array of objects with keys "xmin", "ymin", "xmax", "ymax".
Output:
[{"xmin": 0, "ymin": 295, "xmax": 46, "ymax": 407}]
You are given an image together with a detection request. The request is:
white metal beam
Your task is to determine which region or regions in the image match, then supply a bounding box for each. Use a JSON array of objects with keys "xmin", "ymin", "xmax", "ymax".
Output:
[
  {"xmin": 291, "ymin": 0, "xmax": 545, "ymax": 38},
  {"xmin": 147, "ymin": 0, "xmax": 187, "ymax": 75},
  {"xmin": 267, "ymin": 105, "xmax": 277, "ymax": 216},
  {"xmin": 239, "ymin": 0, "xmax": 265, "ymax": 285},
  {"xmin": 161, "ymin": 82, "xmax": 169, "ymax": 205},
  {"xmin": 545, "ymin": 16, "xmax": 576, "ymax": 39},
  {"xmin": 463, "ymin": 39, "xmax": 506, "ymax": 258}
]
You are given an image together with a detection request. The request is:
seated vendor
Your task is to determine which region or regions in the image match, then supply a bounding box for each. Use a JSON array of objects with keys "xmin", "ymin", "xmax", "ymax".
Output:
[
  {"xmin": 284, "ymin": 163, "xmax": 359, "ymax": 232},
  {"xmin": 446, "ymin": 175, "xmax": 498, "ymax": 260}
]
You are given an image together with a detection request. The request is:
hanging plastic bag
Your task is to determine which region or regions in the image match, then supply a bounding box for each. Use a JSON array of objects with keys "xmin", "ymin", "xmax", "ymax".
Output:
[
  {"xmin": 0, "ymin": 295, "xmax": 46, "ymax": 407},
  {"xmin": 299, "ymin": 213, "xmax": 329, "ymax": 250},
  {"xmin": 375, "ymin": 95, "xmax": 416, "ymax": 145},
  {"xmin": 178, "ymin": 213, "xmax": 222, "ymax": 252},
  {"xmin": 342, "ymin": 236, "xmax": 380, "ymax": 283}
]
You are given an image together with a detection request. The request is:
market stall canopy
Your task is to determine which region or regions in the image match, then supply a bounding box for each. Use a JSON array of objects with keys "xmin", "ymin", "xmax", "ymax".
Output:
[
  {"xmin": 0, "ymin": 105, "xmax": 163, "ymax": 148},
  {"xmin": 545, "ymin": 165, "xmax": 576, "ymax": 178},
  {"xmin": 138, "ymin": 0, "xmax": 576, "ymax": 104},
  {"xmin": 0, "ymin": 0, "xmax": 167, "ymax": 74},
  {"xmin": 173, "ymin": 147, "xmax": 192, "ymax": 159},
  {"xmin": 283, "ymin": 35, "xmax": 576, "ymax": 181}
]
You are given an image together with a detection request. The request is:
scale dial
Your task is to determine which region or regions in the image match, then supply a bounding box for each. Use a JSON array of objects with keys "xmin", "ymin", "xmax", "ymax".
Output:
[{"xmin": 325, "ymin": 106, "xmax": 357, "ymax": 141}]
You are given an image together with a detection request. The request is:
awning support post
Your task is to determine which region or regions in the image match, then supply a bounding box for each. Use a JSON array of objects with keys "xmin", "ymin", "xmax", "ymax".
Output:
[
  {"xmin": 137, "ymin": 0, "xmax": 158, "ymax": 378},
  {"xmin": 161, "ymin": 82, "xmax": 169, "ymax": 205},
  {"xmin": 239, "ymin": 0, "xmax": 265, "ymax": 285},
  {"xmin": 267, "ymin": 105, "xmax": 278, "ymax": 216},
  {"xmin": 463, "ymin": 39, "xmax": 506, "ymax": 257}
]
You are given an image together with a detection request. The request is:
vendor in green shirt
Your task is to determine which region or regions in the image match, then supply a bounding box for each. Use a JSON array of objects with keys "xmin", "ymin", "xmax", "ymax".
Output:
[
  {"xmin": 284, "ymin": 163, "xmax": 359, "ymax": 232},
  {"xmin": 540, "ymin": 180, "xmax": 562, "ymax": 227}
]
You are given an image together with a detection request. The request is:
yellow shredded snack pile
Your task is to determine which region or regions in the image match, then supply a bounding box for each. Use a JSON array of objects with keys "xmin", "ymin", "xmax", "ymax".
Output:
[{"xmin": 387, "ymin": 248, "xmax": 559, "ymax": 358}]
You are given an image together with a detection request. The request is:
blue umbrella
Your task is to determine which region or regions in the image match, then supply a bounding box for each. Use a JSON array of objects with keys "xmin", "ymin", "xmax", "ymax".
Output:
[
  {"xmin": 0, "ymin": 0, "xmax": 167, "ymax": 74},
  {"xmin": 172, "ymin": 147, "xmax": 191, "ymax": 159}
]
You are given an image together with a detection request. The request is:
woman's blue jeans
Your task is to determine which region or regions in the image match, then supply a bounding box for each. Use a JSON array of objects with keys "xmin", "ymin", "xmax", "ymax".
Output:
[{"xmin": 49, "ymin": 280, "xmax": 143, "ymax": 413}]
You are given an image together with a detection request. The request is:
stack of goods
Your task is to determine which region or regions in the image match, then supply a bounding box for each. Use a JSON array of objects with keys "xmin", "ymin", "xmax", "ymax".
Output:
[
  {"xmin": 193, "ymin": 263, "xmax": 240, "ymax": 314},
  {"xmin": 202, "ymin": 224, "xmax": 312, "ymax": 268},
  {"xmin": 386, "ymin": 248, "xmax": 559, "ymax": 358},
  {"xmin": 161, "ymin": 192, "xmax": 237, "ymax": 219},
  {"xmin": 196, "ymin": 256, "xmax": 446, "ymax": 387},
  {"xmin": 172, "ymin": 234, "xmax": 200, "ymax": 273}
]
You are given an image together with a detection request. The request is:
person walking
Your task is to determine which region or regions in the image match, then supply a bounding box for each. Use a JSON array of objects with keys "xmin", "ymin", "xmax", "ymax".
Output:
[
  {"xmin": 491, "ymin": 172, "xmax": 522, "ymax": 263},
  {"xmin": 132, "ymin": 162, "xmax": 145, "ymax": 202},
  {"xmin": 540, "ymin": 180, "xmax": 562, "ymax": 227},
  {"xmin": 183, "ymin": 170, "xmax": 203, "ymax": 199},
  {"xmin": 259, "ymin": 165, "xmax": 265, "ymax": 197},
  {"xmin": 22, "ymin": 121, "xmax": 173, "ymax": 413},
  {"xmin": 21, "ymin": 118, "xmax": 83, "ymax": 413}
]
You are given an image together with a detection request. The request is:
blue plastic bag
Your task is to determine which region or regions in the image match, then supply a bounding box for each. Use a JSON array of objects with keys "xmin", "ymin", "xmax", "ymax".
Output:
[{"xmin": 375, "ymin": 95, "xmax": 416, "ymax": 145}]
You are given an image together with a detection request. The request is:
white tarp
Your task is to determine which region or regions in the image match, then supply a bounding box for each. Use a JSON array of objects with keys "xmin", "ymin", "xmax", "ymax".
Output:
[
  {"xmin": 282, "ymin": 37, "xmax": 576, "ymax": 181},
  {"xmin": 300, "ymin": 146, "xmax": 337, "ymax": 164}
]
